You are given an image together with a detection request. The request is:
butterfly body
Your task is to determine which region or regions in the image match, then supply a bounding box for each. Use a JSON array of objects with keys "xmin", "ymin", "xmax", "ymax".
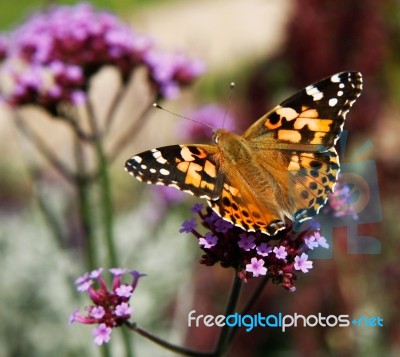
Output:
[{"xmin": 126, "ymin": 72, "xmax": 363, "ymax": 235}]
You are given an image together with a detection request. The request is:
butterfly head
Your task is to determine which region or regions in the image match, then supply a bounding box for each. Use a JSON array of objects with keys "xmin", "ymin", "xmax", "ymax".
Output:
[{"xmin": 213, "ymin": 128, "xmax": 248, "ymax": 161}]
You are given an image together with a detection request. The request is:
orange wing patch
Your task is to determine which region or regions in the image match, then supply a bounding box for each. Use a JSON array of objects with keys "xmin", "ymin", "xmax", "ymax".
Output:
[{"xmin": 209, "ymin": 180, "xmax": 286, "ymax": 235}]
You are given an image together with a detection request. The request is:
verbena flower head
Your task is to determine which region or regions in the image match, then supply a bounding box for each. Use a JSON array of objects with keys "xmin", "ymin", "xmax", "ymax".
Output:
[
  {"xmin": 144, "ymin": 50, "xmax": 205, "ymax": 98},
  {"xmin": 180, "ymin": 204, "xmax": 329, "ymax": 291},
  {"xmin": 0, "ymin": 3, "xmax": 204, "ymax": 112},
  {"xmin": 69, "ymin": 267, "xmax": 145, "ymax": 345}
]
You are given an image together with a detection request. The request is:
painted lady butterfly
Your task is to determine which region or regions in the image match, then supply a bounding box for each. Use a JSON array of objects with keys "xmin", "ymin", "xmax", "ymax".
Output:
[{"xmin": 125, "ymin": 72, "xmax": 363, "ymax": 235}]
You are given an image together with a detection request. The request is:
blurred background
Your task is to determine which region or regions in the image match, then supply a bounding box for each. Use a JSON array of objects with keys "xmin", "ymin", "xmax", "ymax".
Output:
[{"xmin": 0, "ymin": 0, "xmax": 399, "ymax": 356}]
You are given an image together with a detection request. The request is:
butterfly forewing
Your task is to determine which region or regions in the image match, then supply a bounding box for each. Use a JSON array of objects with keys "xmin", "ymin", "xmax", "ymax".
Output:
[
  {"xmin": 243, "ymin": 72, "xmax": 363, "ymax": 151},
  {"xmin": 125, "ymin": 144, "xmax": 223, "ymax": 200}
]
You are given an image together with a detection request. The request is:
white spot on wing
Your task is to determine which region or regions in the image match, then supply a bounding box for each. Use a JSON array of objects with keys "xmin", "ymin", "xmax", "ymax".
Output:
[
  {"xmin": 160, "ymin": 168, "xmax": 170, "ymax": 176},
  {"xmin": 132, "ymin": 156, "xmax": 142, "ymax": 163},
  {"xmin": 152, "ymin": 150, "xmax": 167, "ymax": 164},
  {"xmin": 306, "ymin": 85, "xmax": 323, "ymax": 101},
  {"xmin": 331, "ymin": 74, "xmax": 341, "ymax": 83},
  {"xmin": 329, "ymin": 98, "xmax": 338, "ymax": 107}
]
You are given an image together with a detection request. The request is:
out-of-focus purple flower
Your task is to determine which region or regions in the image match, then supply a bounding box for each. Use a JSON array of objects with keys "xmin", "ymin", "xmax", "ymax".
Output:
[
  {"xmin": 115, "ymin": 284, "xmax": 133, "ymax": 298},
  {"xmin": 75, "ymin": 271, "xmax": 90, "ymax": 285},
  {"xmin": 199, "ymin": 232, "xmax": 218, "ymax": 249},
  {"xmin": 273, "ymin": 246, "xmax": 288, "ymax": 260},
  {"xmin": 179, "ymin": 217, "xmax": 197, "ymax": 233},
  {"xmin": 179, "ymin": 105, "xmax": 236, "ymax": 141},
  {"xmin": 304, "ymin": 235, "xmax": 319, "ymax": 250},
  {"xmin": 246, "ymin": 258, "xmax": 267, "ymax": 277},
  {"xmin": 313, "ymin": 231, "xmax": 329, "ymax": 249},
  {"xmin": 0, "ymin": 3, "xmax": 204, "ymax": 112},
  {"xmin": 214, "ymin": 219, "xmax": 233, "ymax": 233},
  {"xmin": 256, "ymin": 243, "xmax": 272, "ymax": 257},
  {"xmin": 324, "ymin": 180, "xmax": 358, "ymax": 219},
  {"xmin": 89, "ymin": 268, "xmax": 104, "ymax": 279},
  {"xmin": 91, "ymin": 306, "xmax": 106, "ymax": 319},
  {"xmin": 294, "ymin": 253, "xmax": 313, "ymax": 273},
  {"xmin": 115, "ymin": 302, "xmax": 131, "ymax": 317},
  {"xmin": 151, "ymin": 185, "xmax": 186, "ymax": 205},
  {"xmin": 69, "ymin": 267, "xmax": 145, "ymax": 346},
  {"xmin": 238, "ymin": 233, "xmax": 256, "ymax": 251},
  {"xmin": 190, "ymin": 203, "xmax": 204, "ymax": 214},
  {"xmin": 109, "ymin": 268, "xmax": 127, "ymax": 277},
  {"xmin": 77, "ymin": 279, "xmax": 93, "ymax": 292},
  {"xmin": 144, "ymin": 50, "xmax": 205, "ymax": 99},
  {"xmin": 93, "ymin": 324, "xmax": 112, "ymax": 346},
  {"xmin": 183, "ymin": 205, "xmax": 328, "ymax": 290}
]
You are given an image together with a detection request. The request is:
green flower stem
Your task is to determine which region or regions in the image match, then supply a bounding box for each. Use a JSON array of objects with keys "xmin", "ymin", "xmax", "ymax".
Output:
[
  {"xmin": 86, "ymin": 100, "xmax": 118, "ymax": 268},
  {"xmin": 214, "ymin": 274, "xmax": 243, "ymax": 356},
  {"xmin": 125, "ymin": 322, "xmax": 213, "ymax": 357},
  {"xmin": 74, "ymin": 136, "xmax": 97, "ymax": 270},
  {"xmin": 121, "ymin": 329, "xmax": 134, "ymax": 357},
  {"xmin": 86, "ymin": 99, "xmax": 133, "ymax": 356},
  {"xmin": 101, "ymin": 342, "xmax": 111, "ymax": 357}
]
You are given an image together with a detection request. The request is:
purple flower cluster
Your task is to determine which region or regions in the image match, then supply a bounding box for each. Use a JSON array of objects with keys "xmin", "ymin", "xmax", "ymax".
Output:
[
  {"xmin": 180, "ymin": 204, "xmax": 329, "ymax": 291},
  {"xmin": 144, "ymin": 50, "xmax": 205, "ymax": 98},
  {"xmin": 69, "ymin": 267, "xmax": 145, "ymax": 346},
  {"xmin": 0, "ymin": 3, "xmax": 204, "ymax": 111}
]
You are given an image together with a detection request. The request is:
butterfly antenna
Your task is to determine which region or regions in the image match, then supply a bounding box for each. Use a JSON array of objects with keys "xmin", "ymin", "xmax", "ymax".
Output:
[
  {"xmin": 222, "ymin": 82, "xmax": 235, "ymax": 129},
  {"xmin": 153, "ymin": 103, "xmax": 215, "ymax": 130}
]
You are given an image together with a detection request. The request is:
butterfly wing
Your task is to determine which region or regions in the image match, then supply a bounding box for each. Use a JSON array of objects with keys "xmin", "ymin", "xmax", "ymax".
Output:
[
  {"xmin": 207, "ymin": 160, "xmax": 287, "ymax": 235},
  {"xmin": 243, "ymin": 71, "xmax": 362, "ymax": 223},
  {"xmin": 126, "ymin": 72, "xmax": 362, "ymax": 235},
  {"xmin": 243, "ymin": 72, "xmax": 363, "ymax": 151},
  {"xmin": 125, "ymin": 144, "xmax": 223, "ymax": 200},
  {"xmin": 289, "ymin": 149, "xmax": 341, "ymax": 221}
]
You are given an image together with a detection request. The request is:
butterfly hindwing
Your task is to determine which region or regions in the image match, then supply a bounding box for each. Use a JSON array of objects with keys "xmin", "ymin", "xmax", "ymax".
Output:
[
  {"xmin": 243, "ymin": 71, "xmax": 363, "ymax": 151},
  {"xmin": 208, "ymin": 164, "xmax": 286, "ymax": 235},
  {"xmin": 125, "ymin": 144, "xmax": 223, "ymax": 200},
  {"xmin": 284, "ymin": 148, "xmax": 339, "ymax": 222}
]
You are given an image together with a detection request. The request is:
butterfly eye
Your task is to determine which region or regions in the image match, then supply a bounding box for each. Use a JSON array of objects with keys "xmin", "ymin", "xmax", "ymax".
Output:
[{"xmin": 214, "ymin": 133, "xmax": 220, "ymax": 144}]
